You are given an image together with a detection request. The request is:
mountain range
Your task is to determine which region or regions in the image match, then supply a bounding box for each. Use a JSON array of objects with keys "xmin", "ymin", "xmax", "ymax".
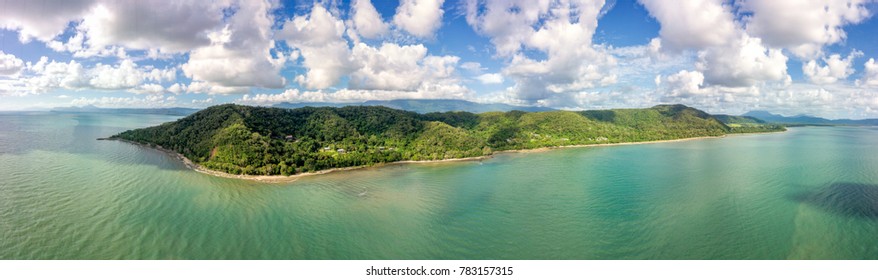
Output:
[
  {"xmin": 51, "ymin": 105, "xmax": 198, "ymax": 116},
  {"xmin": 743, "ymin": 111, "xmax": 878, "ymax": 126}
]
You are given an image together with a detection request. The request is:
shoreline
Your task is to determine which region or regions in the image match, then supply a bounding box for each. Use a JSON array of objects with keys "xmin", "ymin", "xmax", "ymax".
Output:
[{"xmin": 102, "ymin": 130, "xmax": 783, "ymax": 183}]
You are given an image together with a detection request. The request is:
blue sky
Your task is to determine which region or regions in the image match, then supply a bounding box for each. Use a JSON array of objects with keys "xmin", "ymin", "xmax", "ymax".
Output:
[{"xmin": 1, "ymin": 0, "xmax": 878, "ymax": 118}]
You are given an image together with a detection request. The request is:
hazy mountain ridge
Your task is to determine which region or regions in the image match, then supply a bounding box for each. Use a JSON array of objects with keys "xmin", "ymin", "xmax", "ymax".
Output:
[
  {"xmin": 743, "ymin": 111, "xmax": 878, "ymax": 126},
  {"xmin": 52, "ymin": 106, "xmax": 198, "ymax": 116}
]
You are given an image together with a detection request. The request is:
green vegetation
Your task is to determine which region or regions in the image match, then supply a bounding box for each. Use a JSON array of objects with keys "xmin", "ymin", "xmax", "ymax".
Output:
[
  {"xmin": 714, "ymin": 114, "xmax": 787, "ymax": 133},
  {"xmin": 111, "ymin": 104, "xmax": 783, "ymax": 176}
]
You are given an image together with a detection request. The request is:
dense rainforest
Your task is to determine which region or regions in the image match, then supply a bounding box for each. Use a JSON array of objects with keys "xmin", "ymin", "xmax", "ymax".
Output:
[{"xmin": 110, "ymin": 104, "xmax": 784, "ymax": 176}]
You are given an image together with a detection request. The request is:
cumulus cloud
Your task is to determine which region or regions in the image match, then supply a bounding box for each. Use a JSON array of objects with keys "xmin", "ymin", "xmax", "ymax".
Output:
[
  {"xmin": 129, "ymin": 83, "xmax": 166, "ymax": 95},
  {"xmin": 465, "ymin": 0, "xmax": 550, "ymax": 57},
  {"xmin": 2, "ymin": 0, "xmax": 230, "ymax": 56},
  {"xmin": 476, "ymin": 73, "xmax": 504, "ymax": 84},
  {"xmin": 351, "ymin": 0, "xmax": 389, "ymax": 39},
  {"xmin": 857, "ymin": 58, "xmax": 878, "ymax": 87},
  {"xmin": 740, "ymin": 0, "xmax": 873, "ymax": 58},
  {"xmin": 75, "ymin": 0, "xmax": 228, "ymax": 54},
  {"xmin": 279, "ymin": 4, "xmax": 353, "ymax": 90},
  {"xmin": 696, "ymin": 34, "xmax": 789, "ymax": 87},
  {"xmin": 167, "ymin": 83, "xmax": 187, "ymax": 95},
  {"xmin": 348, "ymin": 43, "xmax": 460, "ymax": 91},
  {"xmin": 393, "ymin": 0, "xmax": 445, "ymax": 38},
  {"xmin": 182, "ymin": 0, "xmax": 287, "ymax": 94},
  {"xmin": 640, "ymin": 0, "xmax": 789, "ymax": 89},
  {"xmin": 0, "ymin": 0, "xmax": 94, "ymax": 42},
  {"xmin": 0, "ymin": 51, "xmax": 25, "ymax": 76},
  {"xmin": 466, "ymin": 0, "xmax": 617, "ymax": 102},
  {"xmin": 803, "ymin": 51, "xmax": 862, "ymax": 84},
  {"xmin": 191, "ymin": 97, "xmax": 215, "ymax": 105},
  {"xmin": 664, "ymin": 70, "xmax": 707, "ymax": 97},
  {"xmin": 638, "ymin": 0, "xmax": 737, "ymax": 51},
  {"xmin": 88, "ymin": 60, "xmax": 153, "ymax": 90},
  {"xmin": 459, "ymin": 62, "xmax": 485, "ymax": 73},
  {"xmin": 9, "ymin": 57, "xmax": 170, "ymax": 95}
]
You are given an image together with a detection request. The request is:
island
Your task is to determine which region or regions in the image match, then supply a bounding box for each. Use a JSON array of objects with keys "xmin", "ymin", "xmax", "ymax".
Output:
[{"xmin": 105, "ymin": 104, "xmax": 784, "ymax": 179}]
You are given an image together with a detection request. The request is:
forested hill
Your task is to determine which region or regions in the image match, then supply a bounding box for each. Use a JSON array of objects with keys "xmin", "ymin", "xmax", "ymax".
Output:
[{"xmin": 110, "ymin": 104, "xmax": 774, "ymax": 176}]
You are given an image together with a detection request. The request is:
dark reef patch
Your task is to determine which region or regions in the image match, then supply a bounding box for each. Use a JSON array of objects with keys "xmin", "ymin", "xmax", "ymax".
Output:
[{"xmin": 791, "ymin": 182, "xmax": 878, "ymax": 220}]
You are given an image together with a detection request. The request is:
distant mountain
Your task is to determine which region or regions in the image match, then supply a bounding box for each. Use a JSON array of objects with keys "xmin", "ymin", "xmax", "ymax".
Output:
[
  {"xmin": 274, "ymin": 99, "xmax": 553, "ymax": 113},
  {"xmin": 743, "ymin": 111, "xmax": 878, "ymax": 126},
  {"xmin": 52, "ymin": 106, "xmax": 198, "ymax": 116},
  {"xmin": 712, "ymin": 114, "xmax": 766, "ymax": 125}
]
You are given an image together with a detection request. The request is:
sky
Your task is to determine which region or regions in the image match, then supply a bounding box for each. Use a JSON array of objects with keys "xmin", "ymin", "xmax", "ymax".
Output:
[{"xmin": 1, "ymin": 0, "xmax": 878, "ymax": 119}]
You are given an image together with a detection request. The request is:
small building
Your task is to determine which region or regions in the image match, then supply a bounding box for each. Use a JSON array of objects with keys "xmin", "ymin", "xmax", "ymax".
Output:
[
  {"xmin": 284, "ymin": 135, "xmax": 295, "ymax": 141},
  {"xmin": 323, "ymin": 146, "xmax": 331, "ymax": 151},
  {"xmin": 337, "ymin": 148, "xmax": 346, "ymax": 154}
]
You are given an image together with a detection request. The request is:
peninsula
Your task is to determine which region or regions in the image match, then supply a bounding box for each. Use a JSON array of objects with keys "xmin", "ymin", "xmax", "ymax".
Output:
[{"xmin": 107, "ymin": 104, "xmax": 784, "ymax": 177}]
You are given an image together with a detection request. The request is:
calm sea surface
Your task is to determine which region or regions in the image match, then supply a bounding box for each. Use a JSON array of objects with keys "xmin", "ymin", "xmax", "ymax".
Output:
[{"xmin": 2, "ymin": 112, "xmax": 878, "ymax": 259}]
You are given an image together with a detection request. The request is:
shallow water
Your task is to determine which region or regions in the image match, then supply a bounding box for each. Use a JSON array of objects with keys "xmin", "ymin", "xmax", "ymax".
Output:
[{"xmin": 2, "ymin": 112, "xmax": 878, "ymax": 259}]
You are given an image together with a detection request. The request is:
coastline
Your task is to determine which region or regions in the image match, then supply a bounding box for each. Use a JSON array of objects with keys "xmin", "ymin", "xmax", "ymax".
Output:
[{"xmin": 102, "ymin": 131, "xmax": 780, "ymax": 183}]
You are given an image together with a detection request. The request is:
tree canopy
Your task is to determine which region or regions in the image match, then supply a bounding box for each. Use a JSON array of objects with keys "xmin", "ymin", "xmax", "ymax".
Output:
[{"xmin": 111, "ymin": 104, "xmax": 783, "ymax": 176}]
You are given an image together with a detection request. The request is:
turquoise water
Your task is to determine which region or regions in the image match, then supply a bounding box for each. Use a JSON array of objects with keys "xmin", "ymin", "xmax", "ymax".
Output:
[{"xmin": 2, "ymin": 112, "xmax": 878, "ymax": 259}]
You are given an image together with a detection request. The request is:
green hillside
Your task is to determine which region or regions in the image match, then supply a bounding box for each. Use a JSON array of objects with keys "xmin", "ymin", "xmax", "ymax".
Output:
[
  {"xmin": 713, "ymin": 114, "xmax": 786, "ymax": 133},
  {"xmin": 110, "ymin": 104, "xmax": 780, "ymax": 176}
]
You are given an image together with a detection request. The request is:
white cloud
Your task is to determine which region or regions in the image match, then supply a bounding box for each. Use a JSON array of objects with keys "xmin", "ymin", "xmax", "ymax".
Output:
[
  {"xmin": 351, "ymin": 0, "xmax": 389, "ymax": 39},
  {"xmin": 2, "ymin": 0, "xmax": 231, "ymax": 56},
  {"xmin": 279, "ymin": 5, "xmax": 353, "ymax": 89},
  {"xmin": 640, "ymin": 1, "xmax": 789, "ymax": 89},
  {"xmin": 0, "ymin": 51, "xmax": 25, "ymax": 76},
  {"xmin": 465, "ymin": 0, "xmax": 550, "ymax": 57},
  {"xmin": 9, "ymin": 57, "xmax": 171, "ymax": 95},
  {"xmin": 393, "ymin": 0, "xmax": 445, "ymax": 38},
  {"xmin": 0, "ymin": 0, "xmax": 95, "ymax": 42},
  {"xmin": 476, "ymin": 73, "xmax": 504, "ymax": 84},
  {"xmin": 348, "ymin": 43, "xmax": 460, "ymax": 91},
  {"xmin": 740, "ymin": 0, "xmax": 873, "ymax": 58},
  {"xmin": 168, "ymin": 83, "xmax": 188, "ymax": 95},
  {"xmin": 75, "ymin": 0, "xmax": 228, "ymax": 54},
  {"xmin": 696, "ymin": 34, "xmax": 789, "ymax": 87},
  {"xmin": 185, "ymin": 81, "xmax": 250, "ymax": 95},
  {"xmin": 857, "ymin": 58, "xmax": 878, "ymax": 87},
  {"xmin": 664, "ymin": 70, "xmax": 707, "ymax": 97},
  {"xmin": 239, "ymin": 89, "xmax": 307, "ymax": 105},
  {"xmin": 460, "ymin": 62, "xmax": 485, "ymax": 73},
  {"xmin": 182, "ymin": 0, "xmax": 287, "ymax": 94},
  {"xmin": 466, "ymin": 0, "xmax": 616, "ymax": 102},
  {"xmin": 129, "ymin": 83, "xmax": 166, "ymax": 95},
  {"xmin": 147, "ymin": 67, "xmax": 177, "ymax": 84},
  {"xmin": 191, "ymin": 97, "xmax": 215, "ymax": 105},
  {"xmin": 638, "ymin": 0, "xmax": 737, "ymax": 51},
  {"xmin": 803, "ymin": 51, "xmax": 862, "ymax": 84},
  {"xmin": 88, "ymin": 60, "xmax": 148, "ymax": 90},
  {"xmin": 22, "ymin": 58, "xmax": 89, "ymax": 93}
]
